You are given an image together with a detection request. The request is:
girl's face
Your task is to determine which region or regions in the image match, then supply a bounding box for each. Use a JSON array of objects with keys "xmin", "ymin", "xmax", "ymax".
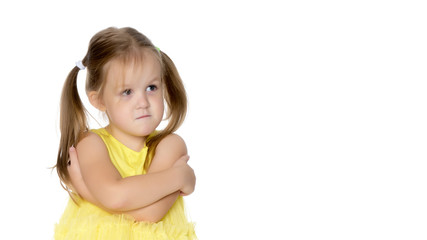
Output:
[{"xmin": 98, "ymin": 50, "xmax": 164, "ymax": 150}]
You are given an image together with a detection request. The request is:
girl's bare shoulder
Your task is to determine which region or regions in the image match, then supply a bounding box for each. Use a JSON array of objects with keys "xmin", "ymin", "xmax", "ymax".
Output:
[
  {"xmin": 76, "ymin": 131, "xmax": 108, "ymax": 160},
  {"xmin": 156, "ymin": 134, "xmax": 187, "ymax": 155},
  {"xmin": 148, "ymin": 134, "xmax": 188, "ymax": 171}
]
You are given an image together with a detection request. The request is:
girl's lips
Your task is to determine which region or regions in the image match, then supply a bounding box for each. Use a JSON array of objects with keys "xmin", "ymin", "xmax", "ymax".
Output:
[{"xmin": 136, "ymin": 115, "xmax": 150, "ymax": 119}]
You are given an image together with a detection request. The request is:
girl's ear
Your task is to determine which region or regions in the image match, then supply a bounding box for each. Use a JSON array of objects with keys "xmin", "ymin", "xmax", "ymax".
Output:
[{"xmin": 88, "ymin": 91, "xmax": 106, "ymax": 111}]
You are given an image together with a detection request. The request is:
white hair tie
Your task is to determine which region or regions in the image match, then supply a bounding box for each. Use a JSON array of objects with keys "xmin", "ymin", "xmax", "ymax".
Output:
[{"xmin": 76, "ymin": 60, "xmax": 86, "ymax": 70}]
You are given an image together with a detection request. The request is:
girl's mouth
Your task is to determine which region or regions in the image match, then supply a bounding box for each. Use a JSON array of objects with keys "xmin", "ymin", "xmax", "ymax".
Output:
[{"xmin": 136, "ymin": 115, "xmax": 150, "ymax": 119}]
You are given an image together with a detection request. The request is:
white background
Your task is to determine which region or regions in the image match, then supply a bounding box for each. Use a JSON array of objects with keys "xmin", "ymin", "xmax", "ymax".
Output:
[{"xmin": 0, "ymin": 1, "xmax": 426, "ymax": 239}]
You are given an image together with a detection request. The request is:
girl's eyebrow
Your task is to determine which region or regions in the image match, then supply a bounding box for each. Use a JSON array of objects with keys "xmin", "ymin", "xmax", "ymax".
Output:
[
  {"xmin": 114, "ymin": 79, "xmax": 132, "ymax": 91},
  {"xmin": 147, "ymin": 77, "xmax": 161, "ymax": 84}
]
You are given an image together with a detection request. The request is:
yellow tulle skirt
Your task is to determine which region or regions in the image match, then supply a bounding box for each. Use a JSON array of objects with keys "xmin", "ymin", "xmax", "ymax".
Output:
[{"xmin": 55, "ymin": 196, "xmax": 196, "ymax": 240}]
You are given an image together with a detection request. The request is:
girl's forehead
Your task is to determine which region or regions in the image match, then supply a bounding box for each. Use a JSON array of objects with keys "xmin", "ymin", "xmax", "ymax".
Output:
[{"xmin": 104, "ymin": 51, "xmax": 162, "ymax": 89}]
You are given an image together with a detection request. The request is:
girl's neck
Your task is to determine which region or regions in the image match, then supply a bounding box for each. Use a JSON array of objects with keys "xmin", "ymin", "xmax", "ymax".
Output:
[{"xmin": 105, "ymin": 125, "xmax": 147, "ymax": 152}]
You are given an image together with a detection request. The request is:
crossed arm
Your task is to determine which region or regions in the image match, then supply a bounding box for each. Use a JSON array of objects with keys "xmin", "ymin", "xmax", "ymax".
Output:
[{"xmin": 67, "ymin": 133, "xmax": 195, "ymax": 222}]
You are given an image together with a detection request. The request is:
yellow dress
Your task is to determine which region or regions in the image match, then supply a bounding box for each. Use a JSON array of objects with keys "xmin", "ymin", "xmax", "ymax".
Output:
[{"xmin": 55, "ymin": 128, "xmax": 196, "ymax": 240}]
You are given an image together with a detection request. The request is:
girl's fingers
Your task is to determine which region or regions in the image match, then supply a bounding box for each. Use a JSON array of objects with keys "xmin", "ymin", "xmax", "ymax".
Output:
[
  {"xmin": 173, "ymin": 155, "xmax": 190, "ymax": 167},
  {"xmin": 68, "ymin": 146, "xmax": 79, "ymax": 168},
  {"xmin": 180, "ymin": 154, "xmax": 190, "ymax": 163}
]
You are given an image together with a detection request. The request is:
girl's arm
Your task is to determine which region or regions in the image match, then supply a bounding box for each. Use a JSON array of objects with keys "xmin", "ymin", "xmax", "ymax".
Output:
[
  {"xmin": 123, "ymin": 134, "xmax": 190, "ymax": 222},
  {"xmin": 68, "ymin": 134, "xmax": 195, "ymax": 222},
  {"xmin": 73, "ymin": 132, "xmax": 195, "ymax": 212}
]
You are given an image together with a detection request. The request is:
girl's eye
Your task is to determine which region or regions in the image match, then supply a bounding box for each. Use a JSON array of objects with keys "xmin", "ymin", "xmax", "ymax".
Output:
[
  {"xmin": 122, "ymin": 89, "xmax": 132, "ymax": 96},
  {"xmin": 147, "ymin": 85, "xmax": 157, "ymax": 92}
]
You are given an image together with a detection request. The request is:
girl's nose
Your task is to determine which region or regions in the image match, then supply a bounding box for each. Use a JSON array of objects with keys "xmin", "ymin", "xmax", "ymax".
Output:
[{"xmin": 137, "ymin": 93, "xmax": 150, "ymax": 108}]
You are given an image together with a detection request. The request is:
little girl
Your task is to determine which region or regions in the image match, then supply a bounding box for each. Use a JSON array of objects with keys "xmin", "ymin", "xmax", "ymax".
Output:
[{"xmin": 54, "ymin": 27, "xmax": 196, "ymax": 239}]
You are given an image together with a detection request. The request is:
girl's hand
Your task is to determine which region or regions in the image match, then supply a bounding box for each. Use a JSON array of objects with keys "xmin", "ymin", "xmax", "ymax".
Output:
[
  {"xmin": 68, "ymin": 147, "xmax": 97, "ymax": 203},
  {"xmin": 173, "ymin": 155, "xmax": 196, "ymax": 196},
  {"xmin": 173, "ymin": 155, "xmax": 190, "ymax": 167}
]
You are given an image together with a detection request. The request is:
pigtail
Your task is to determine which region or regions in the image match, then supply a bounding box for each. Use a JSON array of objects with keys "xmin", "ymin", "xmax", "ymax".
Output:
[
  {"xmin": 161, "ymin": 51, "xmax": 187, "ymax": 132},
  {"xmin": 145, "ymin": 50, "xmax": 187, "ymax": 169},
  {"xmin": 56, "ymin": 66, "xmax": 89, "ymax": 191}
]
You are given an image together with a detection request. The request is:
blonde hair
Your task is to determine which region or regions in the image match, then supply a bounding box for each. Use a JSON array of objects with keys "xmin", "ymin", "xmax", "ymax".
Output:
[{"xmin": 55, "ymin": 27, "xmax": 187, "ymax": 193}]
